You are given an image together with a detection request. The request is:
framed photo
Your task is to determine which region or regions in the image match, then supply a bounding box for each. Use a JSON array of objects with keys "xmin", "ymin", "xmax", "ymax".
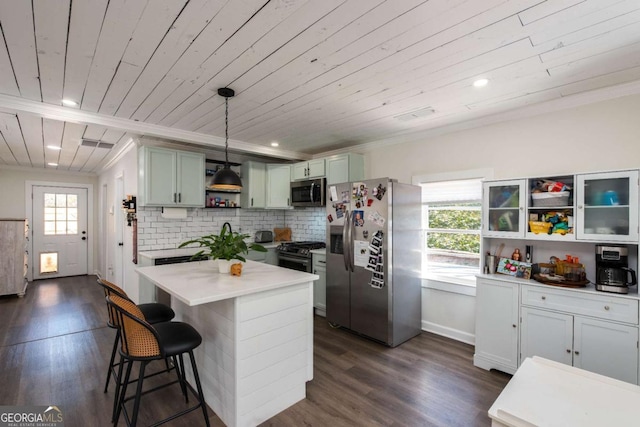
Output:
[{"xmin": 497, "ymin": 257, "xmax": 532, "ymax": 279}]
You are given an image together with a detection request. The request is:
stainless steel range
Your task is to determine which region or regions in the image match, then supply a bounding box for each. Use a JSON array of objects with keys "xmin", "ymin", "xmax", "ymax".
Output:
[{"xmin": 277, "ymin": 241, "xmax": 326, "ymax": 272}]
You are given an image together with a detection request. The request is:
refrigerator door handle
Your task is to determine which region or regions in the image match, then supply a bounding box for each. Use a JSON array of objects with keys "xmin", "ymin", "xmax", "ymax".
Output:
[
  {"xmin": 342, "ymin": 209, "xmax": 350, "ymax": 271},
  {"xmin": 348, "ymin": 210, "xmax": 355, "ymax": 272}
]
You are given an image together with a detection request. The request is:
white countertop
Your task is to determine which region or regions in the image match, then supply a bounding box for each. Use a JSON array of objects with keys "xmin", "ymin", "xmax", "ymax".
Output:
[
  {"xmin": 478, "ymin": 273, "xmax": 640, "ymax": 300},
  {"xmin": 489, "ymin": 356, "xmax": 640, "ymax": 426},
  {"xmin": 139, "ymin": 242, "xmax": 282, "ymax": 260},
  {"xmin": 136, "ymin": 259, "xmax": 318, "ymax": 306}
]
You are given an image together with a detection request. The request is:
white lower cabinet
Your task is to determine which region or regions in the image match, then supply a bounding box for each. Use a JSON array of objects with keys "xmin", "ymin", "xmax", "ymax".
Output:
[
  {"xmin": 521, "ymin": 306, "xmax": 639, "ymax": 384},
  {"xmin": 312, "ymin": 252, "xmax": 327, "ymax": 317},
  {"xmin": 474, "ymin": 278, "xmax": 519, "ymax": 374},
  {"xmin": 265, "ymin": 248, "xmax": 278, "ymax": 266},
  {"xmin": 475, "ymin": 277, "xmax": 640, "ymax": 384},
  {"xmin": 520, "ymin": 307, "xmax": 574, "ymax": 366}
]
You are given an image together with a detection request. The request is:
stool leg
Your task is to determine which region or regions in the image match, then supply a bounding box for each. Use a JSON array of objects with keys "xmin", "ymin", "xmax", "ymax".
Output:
[
  {"xmin": 188, "ymin": 351, "xmax": 210, "ymax": 427},
  {"xmin": 173, "ymin": 355, "xmax": 188, "ymax": 402},
  {"xmin": 115, "ymin": 358, "xmax": 134, "ymax": 427},
  {"xmin": 112, "ymin": 354, "xmax": 126, "ymax": 423},
  {"xmin": 178, "ymin": 354, "xmax": 189, "ymax": 402},
  {"xmin": 130, "ymin": 361, "xmax": 147, "ymax": 427},
  {"xmin": 104, "ymin": 329, "xmax": 120, "ymax": 392}
]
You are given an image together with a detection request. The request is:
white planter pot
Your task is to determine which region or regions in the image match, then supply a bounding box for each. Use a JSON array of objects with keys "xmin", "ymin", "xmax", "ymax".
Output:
[{"xmin": 217, "ymin": 259, "xmax": 232, "ymax": 274}]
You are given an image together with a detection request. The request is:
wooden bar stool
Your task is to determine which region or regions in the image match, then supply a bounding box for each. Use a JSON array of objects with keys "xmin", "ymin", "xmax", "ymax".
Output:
[{"xmin": 107, "ymin": 294, "xmax": 210, "ymax": 427}]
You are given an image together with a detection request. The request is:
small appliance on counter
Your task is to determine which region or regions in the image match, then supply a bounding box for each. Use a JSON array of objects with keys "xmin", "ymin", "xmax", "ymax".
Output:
[
  {"xmin": 254, "ymin": 230, "xmax": 273, "ymax": 243},
  {"xmin": 595, "ymin": 245, "xmax": 637, "ymax": 294}
]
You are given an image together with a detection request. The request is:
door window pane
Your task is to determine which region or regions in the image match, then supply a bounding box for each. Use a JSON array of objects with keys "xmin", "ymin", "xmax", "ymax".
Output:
[{"xmin": 43, "ymin": 193, "xmax": 79, "ymax": 235}]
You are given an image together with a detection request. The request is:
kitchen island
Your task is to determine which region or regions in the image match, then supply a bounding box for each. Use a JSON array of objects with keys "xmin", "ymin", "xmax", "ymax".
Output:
[{"xmin": 135, "ymin": 260, "xmax": 318, "ymax": 427}]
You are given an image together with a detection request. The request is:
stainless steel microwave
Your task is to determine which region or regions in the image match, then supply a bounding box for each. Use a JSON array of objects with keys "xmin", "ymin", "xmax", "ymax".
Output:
[{"xmin": 290, "ymin": 178, "xmax": 326, "ymax": 207}]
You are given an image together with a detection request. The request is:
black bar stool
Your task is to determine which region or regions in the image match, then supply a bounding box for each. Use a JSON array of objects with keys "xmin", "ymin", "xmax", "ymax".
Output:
[
  {"xmin": 97, "ymin": 278, "xmax": 175, "ymax": 392},
  {"xmin": 97, "ymin": 278, "xmax": 176, "ymax": 422},
  {"xmin": 107, "ymin": 294, "xmax": 210, "ymax": 427}
]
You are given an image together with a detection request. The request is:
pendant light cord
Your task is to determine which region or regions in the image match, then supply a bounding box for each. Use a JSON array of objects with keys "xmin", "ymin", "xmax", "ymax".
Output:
[{"xmin": 224, "ymin": 96, "xmax": 229, "ymax": 165}]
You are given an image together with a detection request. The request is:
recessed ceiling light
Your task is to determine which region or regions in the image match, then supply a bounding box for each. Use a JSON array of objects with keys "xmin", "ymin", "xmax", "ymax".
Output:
[
  {"xmin": 47, "ymin": 162, "xmax": 58, "ymax": 166},
  {"xmin": 270, "ymin": 142, "xmax": 279, "ymax": 147},
  {"xmin": 62, "ymin": 99, "xmax": 78, "ymax": 107},
  {"xmin": 473, "ymin": 78, "xmax": 489, "ymax": 88},
  {"xmin": 47, "ymin": 145, "xmax": 62, "ymax": 150}
]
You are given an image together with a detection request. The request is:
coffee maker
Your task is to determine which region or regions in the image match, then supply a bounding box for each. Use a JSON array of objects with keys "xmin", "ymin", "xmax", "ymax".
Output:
[{"xmin": 595, "ymin": 245, "xmax": 637, "ymax": 294}]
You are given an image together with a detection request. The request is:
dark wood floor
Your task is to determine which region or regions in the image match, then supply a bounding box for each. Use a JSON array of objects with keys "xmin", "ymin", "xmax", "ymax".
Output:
[{"xmin": 0, "ymin": 276, "xmax": 510, "ymax": 426}]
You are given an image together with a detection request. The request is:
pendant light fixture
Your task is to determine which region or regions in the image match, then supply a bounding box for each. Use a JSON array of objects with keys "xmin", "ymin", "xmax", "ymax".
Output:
[{"xmin": 211, "ymin": 87, "xmax": 243, "ymax": 191}]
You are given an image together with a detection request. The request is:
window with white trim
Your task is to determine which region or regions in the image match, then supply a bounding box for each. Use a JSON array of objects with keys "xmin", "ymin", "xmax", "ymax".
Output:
[{"xmin": 419, "ymin": 178, "xmax": 482, "ymax": 285}]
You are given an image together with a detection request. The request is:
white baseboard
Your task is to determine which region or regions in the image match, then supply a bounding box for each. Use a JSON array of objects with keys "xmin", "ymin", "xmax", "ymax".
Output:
[{"xmin": 422, "ymin": 320, "xmax": 475, "ymax": 345}]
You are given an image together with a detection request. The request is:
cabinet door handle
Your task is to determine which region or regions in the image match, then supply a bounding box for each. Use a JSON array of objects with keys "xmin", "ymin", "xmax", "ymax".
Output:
[
  {"xmin": 178, "ymin": 193, "xmax": 181, "ymax": 203},
  {"xmin": 574, "ymin": 351, "xmax": 580, "ymax": 355},
  {"xmin": 566, "ymin": 349, "xmax": 571, "ymax": 353},
  {"xmin": 519, "ymin": 206, "xmax": 524, "ymax": 211},
  {"xmin": 604, "ymin": 305, "xmax": 610, "ymax": 311},
  {"xmin": 314, "ymin": 270, "xmax": 317, "ymax": 274},
  {"xmin": 251, "ymin": 197, "xmax": 254, "ymax": 207},
  {"xmin": 512, "ymin": 324, "xmax": 516, "ymax": 328},
  {"xmin": 541, "ymin": 296, "xmax": 546, "ymax": 300},
  {"xmin": 318, "ymin": 260, "xmax": 326, "ymax": 264},
  {"xmin": 578, "ymin": 205, "xmax": 583, "ymax": 209}
]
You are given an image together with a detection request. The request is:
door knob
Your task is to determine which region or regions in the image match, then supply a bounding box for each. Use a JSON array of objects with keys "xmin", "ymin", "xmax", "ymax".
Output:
[
  {"xmin": 574, "ymin": 351, "xmax": 580, "ymax": 355},
  {"xmin": 566, "ymin": 349, "xmax": 571, "ymax": 353}
]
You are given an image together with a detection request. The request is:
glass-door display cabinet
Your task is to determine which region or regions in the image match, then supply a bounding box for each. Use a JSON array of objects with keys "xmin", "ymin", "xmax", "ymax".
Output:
[{"xmin": 576, "ymin": 170, "xmax": 639, "ymax": 242}]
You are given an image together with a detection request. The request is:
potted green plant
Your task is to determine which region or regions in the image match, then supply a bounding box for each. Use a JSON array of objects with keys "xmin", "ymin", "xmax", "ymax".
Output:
[{"xmin": 179, "ymin": 227, "xmax": 267, "ymax": 273}]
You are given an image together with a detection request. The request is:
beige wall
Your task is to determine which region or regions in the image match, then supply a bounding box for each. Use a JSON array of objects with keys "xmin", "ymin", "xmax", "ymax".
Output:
[
  {"xmin": 0, "ymin": 168, "xmax": 98, "ymax": 218},
  {"xmin": 0, "ymin": 167, "xmax": 100, "ymax": 275},
  {"xmin": 97, "ymin": 146, "xmax": 138, "ymax": 296},
  {"xmin": 362, "ymin": 93, "xmax": 640, "ymax": 343},
  {"xmin": 367, "ymin": 93, "xmax": 640, "ymax": 184}
]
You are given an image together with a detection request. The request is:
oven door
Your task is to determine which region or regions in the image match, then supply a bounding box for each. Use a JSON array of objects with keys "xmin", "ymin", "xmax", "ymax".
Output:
[{"xmin": 278, "ymin": 253, "xmax": 311, "ymax": 272}]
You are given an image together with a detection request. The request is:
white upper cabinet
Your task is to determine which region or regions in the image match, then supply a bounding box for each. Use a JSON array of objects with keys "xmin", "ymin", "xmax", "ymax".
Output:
[
  {"xmin": 482, "ymin": 180, "xmax": 526, "ymax": 238},
  {"xmin": 266, "ymin": 164, "xmax": 292, "ymax": 208},
  {"xmin": 576, "ymin": 170, "xmax": 639, "ymax": 242},
  {"xmin": 138, "ymin": 146, "xmax": 204, "ymax": 207},
  {"xmin": 240, "ymin": 161, "xmax": 267, "ymax": 209},
  {"xmin": 325, "ymin": 153, "xmax": 364, "ymax": 185},
  {"xmin": 291, "ymin": 159, "xmax": 325, "ymax": 181}
]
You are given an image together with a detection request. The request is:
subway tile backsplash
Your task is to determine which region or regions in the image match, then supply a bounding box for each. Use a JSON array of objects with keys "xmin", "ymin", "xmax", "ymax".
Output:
[{"xmin": 137, "ymin": 206, "xmax": 326, "ymax": 251}]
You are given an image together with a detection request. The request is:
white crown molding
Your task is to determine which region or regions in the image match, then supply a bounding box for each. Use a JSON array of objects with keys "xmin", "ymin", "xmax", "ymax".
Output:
[
  {"xmin": 97, "ymin": 135, "xmax": 139, "ymax": 174},
  {"xmin": 0, "ymin": 163, "xmax": 97, "ymax": 177},
  {"xmin": 0, "ymin": 94, "xmax": 310, "ymax": 161},
  {"xmin": 339, "ymin": 79, "xmax": 640, "ymax": 155}
]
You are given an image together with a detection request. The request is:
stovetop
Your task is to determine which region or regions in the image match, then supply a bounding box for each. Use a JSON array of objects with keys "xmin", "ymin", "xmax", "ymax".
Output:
[{"xmin": 277, "ymin": 241, "xmax": 326, "ymax": 256}]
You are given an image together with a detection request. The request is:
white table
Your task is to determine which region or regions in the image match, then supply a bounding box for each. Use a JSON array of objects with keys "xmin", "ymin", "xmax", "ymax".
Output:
[
  {"xmin": 489, "ymin": 356, "xmax": 640, "ymax": 427},
  {"xmin": 136, "ymin": 260, "xmax": 318, "ymax": 427}
]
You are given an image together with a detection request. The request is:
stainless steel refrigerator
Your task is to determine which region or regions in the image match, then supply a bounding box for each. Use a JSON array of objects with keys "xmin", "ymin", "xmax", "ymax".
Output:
[{"xmin": 326, "ymin": 178, "xmax": 422, "ymax": 347}]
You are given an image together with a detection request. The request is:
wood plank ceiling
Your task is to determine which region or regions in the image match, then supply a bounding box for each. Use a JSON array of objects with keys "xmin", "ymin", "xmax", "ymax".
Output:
[{"xmin": 0, "ymin": 0, "xmax": 639, "ymax": 173}]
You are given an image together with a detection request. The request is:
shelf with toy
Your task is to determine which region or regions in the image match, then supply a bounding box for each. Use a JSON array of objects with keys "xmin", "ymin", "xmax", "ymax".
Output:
[{"xmin": 526, "ymin": 175, "xmax": 575, "ymax": 241}]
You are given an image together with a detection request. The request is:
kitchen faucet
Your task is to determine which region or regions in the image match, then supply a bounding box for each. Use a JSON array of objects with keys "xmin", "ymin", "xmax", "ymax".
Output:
[{"xmin": 222, "ymin": 222, "xmax": 233, "ymax": 234}]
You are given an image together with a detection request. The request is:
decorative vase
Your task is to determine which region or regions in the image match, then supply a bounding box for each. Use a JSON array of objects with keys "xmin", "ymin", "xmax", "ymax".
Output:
[{"xmin": 217, "ymin": 259, "xmax": 232, "ymax": 274}]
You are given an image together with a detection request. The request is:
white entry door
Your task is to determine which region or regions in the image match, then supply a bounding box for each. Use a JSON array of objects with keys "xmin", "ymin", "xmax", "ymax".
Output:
[{"xmin": 32, "ymin": 186, "xmax": 88, "ymax": 279}]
